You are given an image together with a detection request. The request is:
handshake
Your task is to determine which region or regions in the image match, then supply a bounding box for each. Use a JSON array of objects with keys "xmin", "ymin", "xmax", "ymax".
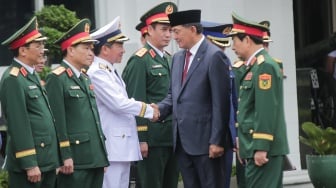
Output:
[{"xmin": 150, "ymin": 103, "xmax": 160, "ymax": 122}]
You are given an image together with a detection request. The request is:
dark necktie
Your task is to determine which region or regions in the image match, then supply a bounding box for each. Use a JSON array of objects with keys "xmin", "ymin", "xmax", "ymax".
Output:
[
  {"xmin": 114, "ymin": 69, "xmax": 123, "ymax": 84},
  {"xmin": 182, "ymin": 50, "xmax": 192, "ymax": 83}
]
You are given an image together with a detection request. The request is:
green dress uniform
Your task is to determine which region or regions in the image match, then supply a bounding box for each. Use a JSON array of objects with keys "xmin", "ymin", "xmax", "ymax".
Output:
[
  {"xmin": 0, "ymin": 16, "xmax": 60, "ymax": 188},
  {"xmin": 122, "ymin": 43, "xmax": 178, "ymax": 188},
  {"xmin": 235, "ymin": 50, "xmax": 289, "ymax": 188},
  {"xmin": 0, "ymin": 61, "xmax": 60, "ymax": 188},
  {"xmin": 45, "ymin": 62, "xmax": 109, "ymax": 188}
]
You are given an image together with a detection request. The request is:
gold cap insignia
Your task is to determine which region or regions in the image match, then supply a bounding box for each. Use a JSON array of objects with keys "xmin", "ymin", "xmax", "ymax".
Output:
[
  {"xmin": 166, "ymin": 5, "xmax": 174, "ymax": 14},
  {"xmin": 84, "ymin": 23, "xmax": 90, "ymax": 33}
]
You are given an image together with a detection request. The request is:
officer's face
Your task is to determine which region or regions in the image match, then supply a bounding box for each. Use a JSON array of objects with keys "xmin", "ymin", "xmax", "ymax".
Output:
[
  {"xmin": 103, "ymin": 42, "xmax": 125, "ymax": 64},
  {"xmin": 21, "ymin": 41, "xmax": 45, "ymax": 66},
  {"xmin": 231, "ymin": 35, "xmax": 248, "ymax": 60},
  {"xmin": 148, "ymin": 23, "xmax": 172, "ymax": 50},
  {"xmin": 69, "ymin": 43, "xmax": 94, "ymax": 68}
]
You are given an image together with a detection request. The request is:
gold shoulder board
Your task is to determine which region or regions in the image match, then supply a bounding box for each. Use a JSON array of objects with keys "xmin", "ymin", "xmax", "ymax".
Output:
[
  {"xmin": 273, "ymin": 57, "xmax": 282, "ymax": 64},
  {"xmin": 52, "ymin": 66, "xmax": 66, "ymax": 75},
  {"xmin": 233, "ymin": 60, "xmax": 244, "ymax": 68},
  {"xmin": 257, "ymin": 55, "xmax": 265, "ymax": 65},
  {"xmin": 9, "ymin": 67, "xmax": 20, "ymax": 77},
  {"xmin": 135, "ymin": 48, "xmax": 148, "ymax": 57}
]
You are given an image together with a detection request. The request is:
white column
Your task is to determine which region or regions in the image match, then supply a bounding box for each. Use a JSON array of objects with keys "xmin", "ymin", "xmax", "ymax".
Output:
[{"xmin": 34, "ymin": 0, "xmax": 44, "ymax": 11}]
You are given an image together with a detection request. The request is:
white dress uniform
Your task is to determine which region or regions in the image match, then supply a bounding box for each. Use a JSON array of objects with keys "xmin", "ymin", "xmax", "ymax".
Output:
[{"xmin": 87, "ymin": 56, "xmax": 154, "ymax": 188}]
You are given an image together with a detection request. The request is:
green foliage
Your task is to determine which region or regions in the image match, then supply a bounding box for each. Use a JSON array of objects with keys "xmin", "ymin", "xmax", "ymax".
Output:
[
  {"xmin": 299, "ymin": 122, "xmax": 336, "ymax": 155},
  {"xmin": 35, "ymin": 5, "xmax": 80, "ymax": 64},
  {"xmin": 38, "ymin": 66, "xmax": 52, "ymax": 81},
  {"xmin": 0, "ymin": 170, "xmax": 8, "ymax": 188}
]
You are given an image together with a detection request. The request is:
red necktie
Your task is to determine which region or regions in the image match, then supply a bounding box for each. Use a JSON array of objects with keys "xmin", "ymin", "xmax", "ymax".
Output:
[{"xmin": 182, "ymin": 50, "xmax": 192, "ymax": 83}]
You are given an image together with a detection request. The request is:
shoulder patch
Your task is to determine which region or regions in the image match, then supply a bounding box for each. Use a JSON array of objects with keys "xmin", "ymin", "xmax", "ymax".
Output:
[
  {"xmin": 135, "ymin": 48, "xmax": 148, "ymax": 57},
  {"xmin": 9, "ymin": 67, "xmax": 20, "ymax": 77},
  {"xmin": 52, "ymin": 66, "xmax": 66, "ymax": 76},
  {"xmin": 233, "ymin": 60, "xmax": 244, "ymax": 68},
  {"xmin": 257, "ymin": 55, "xmax": 265, "ymax": 65}
]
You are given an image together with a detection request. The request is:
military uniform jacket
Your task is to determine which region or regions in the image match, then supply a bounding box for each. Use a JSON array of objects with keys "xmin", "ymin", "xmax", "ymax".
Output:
[
  {"xmin": 235, "ymin": 49, "xmax": 289, "ymax": 159},
  {"xmin": 87, "ymin": 57, "xmax": 154, "ymax": 162},
  {"xmin": 0, "ymin": 60, "xmax": 59, "ymax": 172},
  {"xmin": 122, "ymin": 43, "xmax": 173, "ymax": 147},
  {"xmin": 45, "ymin": 61, "xmax": 108, "ymax": 169}
]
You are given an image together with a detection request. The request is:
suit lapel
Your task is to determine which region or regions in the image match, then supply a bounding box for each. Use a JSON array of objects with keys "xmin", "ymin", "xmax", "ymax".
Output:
[{"xmin": 180, "ymin": 40, "xmax": 207, "ymax": 91}]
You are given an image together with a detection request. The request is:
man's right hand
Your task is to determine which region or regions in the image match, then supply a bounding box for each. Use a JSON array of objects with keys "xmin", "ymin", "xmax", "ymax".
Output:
[
  {"xmin": 60, "ymin": 158, "xmax": 74, "ymax": 174},
  {"xmin": 140, "ymin": 142, "xmax": 149, "ymax": 158},
  {"xmin": 26, "ymin": 166, "xmax": 41, "ymax": 183}
]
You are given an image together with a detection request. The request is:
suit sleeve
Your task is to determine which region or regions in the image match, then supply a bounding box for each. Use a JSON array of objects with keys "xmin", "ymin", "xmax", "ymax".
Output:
[
  {"xmin": 122, "ymin": 56, "xmax": 150, "ymax": 142},
  {"xmin": 208, "ymin": 51, "xmax": 231, "ymax": 147},
  {"xmin": 2, "ymin": 76, "xmax": 38, "ymax": 169},
  {"xmin": 89, "ymin": 69, "xmax": 153, "ymax": 118},
  {"xmin": 253, "ymin": 62, "xmax": 280, "ymax": 151},
  {"xmin": 45, "ymin": 74, "xmax": 72, "ymax": 162}
]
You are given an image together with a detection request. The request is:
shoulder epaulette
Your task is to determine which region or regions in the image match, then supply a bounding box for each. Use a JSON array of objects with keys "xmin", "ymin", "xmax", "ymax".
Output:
[
  {"xmin": 99, "ymin": 63, "xmax": 111, "ymax": 72},
  {"xmin": 233, "ymin": 60, "xmax": 244, "ymax": 68},
  {"xmin": 135, "ymin": 48, "xmax": 148, "ymax": 57},
  {"xmin": 52, "ymin": 66, "xmax": 66, "ymax": 76},
  {"xmin": 257, "ymin": 55, "xmax": 265, "ymax": 65},
  {"xmin": 164, "ymin": 50, "xmax": 172, "ymax": 56},
  {"xmin": 273, "ymin": 57, "xmax": 283, "ymax": 64},
  {"xmin": 9, "ymin": 67, "xmax": 20, "ymax": 77}
]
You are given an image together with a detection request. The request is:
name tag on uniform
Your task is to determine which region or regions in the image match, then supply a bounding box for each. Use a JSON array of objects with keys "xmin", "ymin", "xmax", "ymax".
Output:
[
  {"xmin": 245, "ymin": 72, "xmax": 253, "ymax": 80},
  {"xmin": 152, "ymin": 64, "xmax": 163, "ymax": 69},
  {"xmin": 28, "ymin": 85, "xmax": 37, "ymax": 89},
  {"xmin": 70, "ymin": 86, "xmax": 80, "ymax": 90}
]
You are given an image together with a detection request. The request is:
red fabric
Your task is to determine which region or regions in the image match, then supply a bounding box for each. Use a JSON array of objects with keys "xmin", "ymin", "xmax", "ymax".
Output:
[
  {"xmin": 233, "ymin": 24, "xmax": 264, "ymax": 37},
  {"xmin": 182, "ymin": 50, "xmax": 192, "ymax": 83},
  {"xmin": 10, "ymin": 30, "xmax": 40, "ymax": 49}
]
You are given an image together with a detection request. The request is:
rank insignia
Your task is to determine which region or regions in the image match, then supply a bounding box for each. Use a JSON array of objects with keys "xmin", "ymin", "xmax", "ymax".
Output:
[
  {"xmin": 89, "ymin": 84, "xmax": 94, "ymax": 90},
  {"xmin": 259, "ymin": 73, "xmax": 272, "ymax": 90},
  {"xmin": 66, "ymin": 68, "xmax": 73, "ymax": 77},
  {"xmin": 245, "ymin": 72, "xmax": 253, "ymax": 80}
]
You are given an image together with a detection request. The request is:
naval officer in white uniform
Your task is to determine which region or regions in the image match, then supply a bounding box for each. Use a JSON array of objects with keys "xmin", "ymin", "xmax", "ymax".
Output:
[{"xmin": 87, "ymin": 16, "xmax": 159, "ymax": 188}]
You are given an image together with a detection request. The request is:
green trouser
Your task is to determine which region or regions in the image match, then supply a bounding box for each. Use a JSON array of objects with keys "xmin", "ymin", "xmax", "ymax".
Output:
[
  {"xmin": 57, "ymin": 167, "xmax": 104, "ymax": 188},
  {"xmin": 137, "ymin": 146, "xmax": 179, "ymax": 188},
  {"xmin": 245, "ymin": 155, "xmax": 284, "ymax": 188},
  {"xmin": 236, "ymin": 156, "xmax": 246, "ymax": 188},
  {"xmin": 9, "ymin": 169, "xmax": 56, "ymax": 188}
]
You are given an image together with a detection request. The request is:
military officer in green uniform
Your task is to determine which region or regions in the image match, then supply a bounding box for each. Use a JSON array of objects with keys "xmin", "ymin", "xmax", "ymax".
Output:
[
  {"xmin": 122, "ymin": 2, "xmax": 179, "ymax": 188},
  {"xmin": 0, "ymin": 16, "xmax": 60, "ymax": 188},
  {"xmin": 45, "ymin": 19, "xmax": 109, "ymax": 188},
  {"xmin": 229, "ymin": 13, "xmax": 289, "ymax": 188}
]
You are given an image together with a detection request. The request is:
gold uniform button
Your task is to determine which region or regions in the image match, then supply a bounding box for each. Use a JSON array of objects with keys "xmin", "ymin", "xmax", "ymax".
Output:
[
  {"xmin": 238, "ymin": 98, "xmax": 241, "ymax": 102},
  {"xmin": 159, "ymin": 73, "xmax": 162, "ymax": 76},
  {"xmin": 249, "ymin": 129, "xmax": 254, "ymax": 134},
  {"xmin": 41, "ymin": 143, "xmax": 45, "ymax": 147},
  {"xmin": 76, "ymin": 140, "xmax": 80, "ymax": 144},
  {"xmin": 236, "ymin": 111, "xmax": 239, "ymax": 115},
  {"xmin": 235, "ymin": 123, "xmax": 239, "ymax": 127},
  {"xmin": 240, "ymin": 86, "xmax": 243, "ymax": 90}
]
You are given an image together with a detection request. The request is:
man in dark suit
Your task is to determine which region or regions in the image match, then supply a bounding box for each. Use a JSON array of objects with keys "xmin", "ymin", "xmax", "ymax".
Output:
[
  {"xmin": 0, "ymin": 16, "xmax": 60, "ymax": 188},
  {"xmin": 157, "ymin": 10, "xmax": 232, "ymax": 188},
  {"xmin": 45, "ymin": 19, "xmax": 109, "ymax": 188}
]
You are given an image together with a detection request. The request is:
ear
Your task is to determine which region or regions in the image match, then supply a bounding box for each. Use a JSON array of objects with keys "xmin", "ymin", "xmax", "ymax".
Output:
[{"xmin": 18, "ymin": 46, "xmax": 27, "ymax": 57}]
